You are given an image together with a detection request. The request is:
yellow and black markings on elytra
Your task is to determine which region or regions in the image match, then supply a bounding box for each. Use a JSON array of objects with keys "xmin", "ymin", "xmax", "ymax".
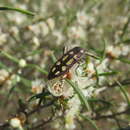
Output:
[{"xmin": 48, "ymin": 47, "xmax": 84, "ymax": 80}]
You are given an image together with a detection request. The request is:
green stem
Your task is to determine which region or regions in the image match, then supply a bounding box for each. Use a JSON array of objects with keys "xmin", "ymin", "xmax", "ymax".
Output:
[{"xmin": 0, "ymin": 6, "xmax": 35, "ymax": 16}]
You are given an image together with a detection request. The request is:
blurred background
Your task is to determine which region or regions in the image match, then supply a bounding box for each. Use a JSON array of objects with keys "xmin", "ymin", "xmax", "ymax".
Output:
[{"xmin": 0, "ymin": 0, "xmax": 130, "ymax": 130}]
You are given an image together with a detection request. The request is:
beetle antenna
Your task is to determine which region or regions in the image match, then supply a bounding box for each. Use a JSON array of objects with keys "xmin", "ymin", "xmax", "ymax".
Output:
[{"xmin": 85, "ymin": 52, "xmax": 100, "ymax": 60}]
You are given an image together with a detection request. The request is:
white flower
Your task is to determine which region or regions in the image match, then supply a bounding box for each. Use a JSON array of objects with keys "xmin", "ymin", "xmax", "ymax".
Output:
[
  {"xmin": 48, "ymin": 77, "xmax": 74, "ymax": 98},
  {"xmin": 29, "ymin": 22, "xmax": 49, "ymax": 36},
  {"xmin": 73, "ymin": 63, "xmax": 96, "ymax": 88},
  {"xmin": 77, "ymin": 75, "xmax": 96, "ymax": 89},
  {"xmin": 83, "ymin": 86, "xmax": 95, "ymax": 97},
  {"xmin": 94, "ymin": 87, "xmax": 107, "ymax": 96},
  {"xmin": 32, "ymin": 36, "xmax": 40, "ymax": 47},
  {"xmin": 10, "ymin": 26, "xmax": 19, "ymax": 35},
  {"xmin": 58, "ymin": 1, "xmax": 66, "ymax": 13},
  {"xmin": 53, "ymin": 119, "xmax": 63, "ymax": 129},
  {"xmin": 106, "ymin": 45, "xmax": 130, "ymax": 58},
  {"xmin": 0, "ymin": 33, "xmax": 7, "ymax": 45},
  {"xmin": 118, "ymin": 16, "xmax": 128, "ymax": 25},
  {"xmin": 28, "ymin": 25, "xmax": 41, "ymax": 35},
  {"xmin": 19, "ymin": 59, "xmax": 27, "ymax": 68},
  {"xmin": 0, "ymin": 69, "xmax": 9, "ymax": 82},
  {"xmin": 77, "ymin": 11, "xmax": 88, "ymax": 26},
  {"xmin": 31, "ymin": 80, "xmax": 44, "ymax": 94},
  {"xmin": 120, "ymin": 44, "xmax": 130, "ymax": 56},
  {"xmin": 77, "ymin": 11, "xmax": 95, "ymax": 26},
  {"xmin": 39, "ymin": 22, "xmax": 49, "ymax": 36},
  {"xmin": 7, "ymin": 13, "xmax": 26, "ymax": 25},
  {"xmin": 85, "ymin": 62, "xmax": 95, "ymax": 77},
  {"xmin": 117, "ymin": 102, "xmax": 127, "ymax": 112},
  {"xmin": 95, "ymin": 59, "xmax": 109, "ymax": 85},
  {"xmin": 11, "ymin": 74, "xmax": 21, "ymax": 83},
  {"xmin": 65, "ymin": 115, "xmax": 76, "ymax": 129},
  {"xmin": 46, "ymin": 18, "xmax": 55, "ymax": 30},
  {"xmin": 48, "ymin": 80, "xmax": 64, "ymax": 96},
  {"xmin": 65, "ymin": 95, "xmax": 80, "ymax": 130},
  {"xmin": 92, "ymin": 7, "xmax": 99, "ymax": 15},
  {"xmin": 106, "ymin": 45, "xmax": 123, "ymax": 58},
  {"xmin": 10, "ymin": 117, "xmax": 23, "ymax": 130},
  {"xmin": 96, "ymin": 58, "xmax": 109, "ymax": 72},
  {"xmin": 53, "ymin": 30, "xmax": 64, "ymax": 45},
  {"xmin": 16, "ymin": 75, "xmax": 21, "ymax": 82},
  {"xmin": 68, "ymin": 26, "xmax": 86, "ymax": 40},
  {"xmin": 62, "ymin": 83, "xmax": 74, "ymax": 98}
]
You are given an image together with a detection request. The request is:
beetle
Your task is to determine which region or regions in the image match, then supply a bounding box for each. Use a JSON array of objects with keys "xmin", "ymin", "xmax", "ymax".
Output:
[{"xmin": 48, "ymin": 47, "xmax": 84, "ymax": 80}]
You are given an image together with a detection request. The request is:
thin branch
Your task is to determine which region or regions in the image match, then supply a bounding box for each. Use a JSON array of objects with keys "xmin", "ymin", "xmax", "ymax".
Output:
[{"xmin": 92, "ymin": 107, "xmax": 130, "ymax": 120}]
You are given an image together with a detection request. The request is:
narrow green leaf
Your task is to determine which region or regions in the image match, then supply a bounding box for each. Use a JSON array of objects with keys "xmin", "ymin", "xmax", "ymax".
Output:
[
  {"xmin": 123, "ymin": 39, "xmax": 130, "ymax": 44},
  {"xmin": 51, "ymin": 53, "xmax": 57, "ymax": 63},
  {"xmin": 0, "ymin": 62, "xmax": 10, "ymax": 71},
  {"xmin": 98, "ymin": 71, "xmax": 118, "ymax": 76},
  {"xmin": 80, "ymin": 114, "xmax": 100, "ymax": 130},
  {"xmin": 28, "ymin": 49, "xmax": 43, "ymax": 56},
  {"xmin": 28, "ymin": 92, "xmax": 50, "ymax": 102},
  {"xmin": 120, "ymin": 16, "xmax": 130, "ymax": 39},
  {"xmin": 0, "ymin": 6, "xmax": 35, "ymax": 16},
  {"xmin": 1, "ymin": 51, "xmax": 48, "ymax": 75},
  {"xmin": 116, "ymin": 81, "xmax": 130, "ymax": 106},
  {"xmin": 20, "ymin": 76, "xmax": 32, "ymax": 87},
  {"xmin": 26, "ymin": 64, "xmax": 48, "ymax": 75},
  {"xmin": 88, "ymin": 98, "xmax": 112, "ymax": 105},
  {"xmin": 1, "ymin": 51, "xmax": 19, "ymax": 63},
  {"xmin": 28, "ymin": 93, "xmax": 43, "ymax": 102},
  {"xmin": 117, "ymin": 57, "xmax": 130, "ymax": 64},
  {"xmin": 66, "ymin": 79, "xmax": 91, "ymax": 111},
  {"xmin": 94, "ymin": 65, "xmax": 99, "ymax": 85},
  {"xmin": 100, "ymin": 38, "xmax": 107, "ymax": 61}
]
